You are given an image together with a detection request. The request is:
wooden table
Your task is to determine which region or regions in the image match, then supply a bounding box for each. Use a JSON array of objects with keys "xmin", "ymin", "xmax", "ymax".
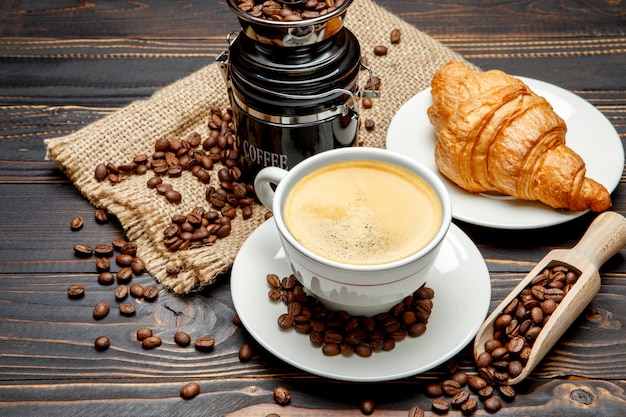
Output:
[{"xmin": 1, "ymin": 1, "xmax": 625, "ymax": 416}]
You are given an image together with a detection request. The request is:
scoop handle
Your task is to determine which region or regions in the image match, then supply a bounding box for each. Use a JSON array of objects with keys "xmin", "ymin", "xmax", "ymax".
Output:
[{"xmin": 572, "ymin": 211, "xmax": 626, "ymax": 269}]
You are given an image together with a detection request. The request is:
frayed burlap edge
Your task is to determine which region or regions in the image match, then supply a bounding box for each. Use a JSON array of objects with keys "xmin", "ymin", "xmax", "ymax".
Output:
[{"xmin": 45, "ymin": 0, "xmax": 469, "ymax": 295}]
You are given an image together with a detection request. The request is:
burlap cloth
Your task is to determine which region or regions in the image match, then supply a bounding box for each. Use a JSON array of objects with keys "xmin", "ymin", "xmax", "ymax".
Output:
[{"xmin": 45, "ymin": 0, "xmax": 468, "ymax": 294}]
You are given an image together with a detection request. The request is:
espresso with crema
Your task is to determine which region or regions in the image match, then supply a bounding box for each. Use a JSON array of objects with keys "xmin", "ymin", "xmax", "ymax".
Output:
[{"xmin": 283, "ymin": 159, "xmax": 442, "ymax": 265}]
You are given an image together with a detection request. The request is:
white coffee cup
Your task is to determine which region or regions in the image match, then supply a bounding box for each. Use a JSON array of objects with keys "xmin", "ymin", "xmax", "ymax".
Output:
[{"xmin": 254, "ymin": 147, "xmax": 452, "ymax": 316}]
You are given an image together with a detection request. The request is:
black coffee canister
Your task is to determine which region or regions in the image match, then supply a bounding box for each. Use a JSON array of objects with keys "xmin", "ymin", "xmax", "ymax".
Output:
[{"xmin": 218, "ymin": 0, "xmax": 378, "ymax": 179}]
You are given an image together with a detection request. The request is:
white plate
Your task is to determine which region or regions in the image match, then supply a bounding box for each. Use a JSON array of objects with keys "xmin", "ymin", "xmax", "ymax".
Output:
[
  {"xmin": 386, "ymin": 77, "xmax": 624, "ymax": 229},
  {"xmin": 231, "ymin": 220, "xmax": 491, "ymax": 382}
]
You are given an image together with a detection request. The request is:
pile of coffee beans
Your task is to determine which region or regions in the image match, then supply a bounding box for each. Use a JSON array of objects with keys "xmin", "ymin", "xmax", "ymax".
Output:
[
  {"xmin": 266, "ymin": 273, "xmax": 435, "ymax": 357},
  {"xmin": 478, "ymin": 264, "xmax": 580, "ymax": 384},
  {"xmin": 236, "ymin": 0, "xmax": 347, "ymax": 21},
  {"xmin": 93, "ymin": 106, "xmax": 260, "ymax": 253}
]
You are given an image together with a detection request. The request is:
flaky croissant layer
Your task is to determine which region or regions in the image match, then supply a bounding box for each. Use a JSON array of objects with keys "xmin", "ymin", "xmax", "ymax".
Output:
[{"xmin": 427, "ymin": 61, "xmax": 611, "ymax": 212}]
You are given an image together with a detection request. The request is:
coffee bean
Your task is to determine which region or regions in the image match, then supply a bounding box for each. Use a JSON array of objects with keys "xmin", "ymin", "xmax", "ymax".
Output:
[
  {"xmin": 97, "ymin": 271, "xmax": 114, "ymax": 286},
  {"xmin": 373, "ymin": 45, "xmax": 388, "ymax": 56},
  {"xmin": 119, "ymin": 303, "xmax": 136, "ymax": 316},
  {"xmin": 364, "ymin": 118, "xmax": 375, "ymax": 131},
  {"xmin": 94, "ymin": 335, "xmax": 110, "ymax": 351},
  {"xmin": 425, "ymin": 382, "xmax": 443, "ymax": 398},
  {"xmin": 460, "ymin": 397, "xmax": 478, "ymax": 415},
  {"xmin": 70, "ymin": 216, "xmax": 84, "ymax": 231},
  {"xmin": 116, "ymin": 253, "xmax": 134, "ymax": 267},
  {"xmin": 273, "ymin": 386, "xmax": 291, "ymax": 405},
  {"xmin": 477, "ymin": 385, "xmax": 494, "ymax": 400},
  {"xmin": 94, "ymin": 163, "xmax": 108, "ymax": 181},
  {"xmin": 94, "ymin": 209, "xmax": 109, "ymax": 224},
  {"xmin": 390, "ymin": 28, "xmax": 402, "ymax": 44},
  {"xmin": 467, "ymin": 376, "xmax": 487, "ymax": 392},
  {"xmin": 195, "ymin": 336, "xmax": 215, "ymax": 352},
  {"xmin": 165, "ymin": 189, "xmax": 182, "ymax": 204},
  {"xmin": 498, "ymin": 384, "xmax": 516, "ymax": 402},
  {"xmin": 407, "ymin": 405, "xmax": 425, "ymax": 417},
  {"xmin": 67, "ymin": 283, "xmax": 85, "ymax": 299},
  {"xmin": 94, "ymin": 243, "xmax": 114, "ymax": 258},
  {"xmin": 94, "ymin": 258, "xmax": 109, "ymax": 273},
  {"xmin": 360, "ymin": 399, "xmax": 376, "ymax": 415},
  {"xmin": 431, "ymin": 398, "xmax": 450, "ymax": 414},
  {"xmin": 115, "ymin": 284, "xmax": 129, "ymax": 301},
  {"xmin": 129, "ymin": 284, "xmax": 144, "ymax": 298},
  {"xmin": 93, "ymin": 301, "xmax": 110, "ymax": 320},
  {"xmin": 238, "ymin": 342, "xmax": 254, "ymax": 361},
  {"xmin": 362, "ymin": 97, "xmax": 373, "ymax": 109},
  {"xmin": 441, "ymin": 379, "xmax": 461, "ymax": 396},
  {"xmin": 476, "ymin": 351, "xmax": 492, "ymax": 368},
  {"xmin": 136, "ymin": 327, "xmax": 153, "ymax": 341},
  {"xmin": 142, "ymin": 335, "xmax": 162, "ymax": 349},
  {"xmin": 74, "ymin": 244, "xmax": 93, "ymax": 257},
  {"xmin": 130, "ymin": 258, "xmax": 145, "ymax": 275},
  {"xmin": 116, "ymin": 267, "xmax": 133, "ymax": 284},
  {"xmin": 143, "ymin": 285, "xmax": 159, "ymax": 301},
  {"xmin": 174, "ymin": 331, "xmax": 191, "ymax": 347},
  {"xmin": 180, "ymin": 382, "xmax": 200, "ymax": 400},
  {"xmin": 451, "ymin": 390, "xmax": 470, "ymax": 408},
  {"xmin": 483, "ymin": 396, "xmax": 502, "ymax": 413}
]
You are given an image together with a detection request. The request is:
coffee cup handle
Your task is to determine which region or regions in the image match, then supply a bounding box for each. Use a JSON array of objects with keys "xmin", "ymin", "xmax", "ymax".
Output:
[{"xmin": 254, "ymin": 166, "xmax": 289, "ymax": 210}]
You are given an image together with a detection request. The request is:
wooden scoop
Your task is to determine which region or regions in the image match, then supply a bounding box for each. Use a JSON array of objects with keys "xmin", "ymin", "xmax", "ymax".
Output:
[{"xmin": 473, "ymin": 211, "xmax": 626, "ymax": 385}]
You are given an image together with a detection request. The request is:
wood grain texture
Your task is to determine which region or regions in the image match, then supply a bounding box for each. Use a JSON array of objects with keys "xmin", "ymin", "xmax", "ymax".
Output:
[{"xmin": 1, "ymin": 0, "xmax": 625, "ymax": 416}]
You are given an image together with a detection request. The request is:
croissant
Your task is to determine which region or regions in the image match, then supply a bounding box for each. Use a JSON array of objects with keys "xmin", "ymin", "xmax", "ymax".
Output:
[{"xmin": 427, "ymin": 61, "xmax": 611, "ymax": 212}]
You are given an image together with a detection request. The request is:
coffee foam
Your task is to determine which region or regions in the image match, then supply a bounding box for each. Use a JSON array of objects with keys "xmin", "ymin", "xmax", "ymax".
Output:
[{"xmin": 284, "ymin": 160, "xmax": 442, "ymax": 265}]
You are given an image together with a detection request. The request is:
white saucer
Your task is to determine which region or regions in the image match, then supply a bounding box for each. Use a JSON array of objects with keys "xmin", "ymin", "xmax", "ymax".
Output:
[
  {"xmin": 386, "ymin": 77, "xmax": 624, "ymax": 229},
  {"xmin": 231, "ymin": 220, "xmax": 491, "ymax": 382}
]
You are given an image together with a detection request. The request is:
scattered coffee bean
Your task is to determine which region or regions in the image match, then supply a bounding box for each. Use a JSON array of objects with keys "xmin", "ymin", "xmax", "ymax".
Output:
[
  {"xmin": 431, "ymin": 398, "xmax": 450, "ymax": 414},
  {"xmin": 273, "ymin": 386, "xmax": 291, "ymax": 405},
  {"xmin": 390, "ymin": 28, "xmax": 402, "ymax": 44},
  {"xmin": 97, "ymin": 271, "xmax": 115, "ymax": 286},
  {"xmin": 362, "ymin": 97, "xmax": 373, "ymax": 108},
  {"xmin": 483, "ymin": 396, "xmax": 502, "ymax": 413},
  {"xmin": 180, "ymin": 381, "xmax": 200, "ymax": 400},
  {"xmin": 238, "ymin": 342, "xmax": 254, "ymax": 362},
  {"xmin": 364, "ymin": 118, "xmax": 375, "ymax": 131},
  {"xmin": 129, "ymin": 284, "xmax": 144, "ymax": 298},
  {"xmin": 143, "ymin": 285, "xmax": 159, "ymax": 301},
  {"xmin": 174, "ymin": 331, "xmax": 192, "ymax": 347},
  {"xmin": 70, "ymin": 216, "xmax": 84, "ymax": 231},
  {"xmin": 360, "ymin": 399, "xmax": 376, "ymax": 415},
  {"xmin": 116, "ymin": 267, "xmax": 133, "ymax": 284},
  {"xmin": 94, "ymin": 163, "xmax": 108, "ymax": 181},
  {"xmin": 93, "ymin": 301, "xmax": 110, "ymax": 320},
  {"xmin": 373, "ymin": 45, "xmax": 388, "ymax": 56},
  {"xmin": 116, "ymin": 253, "xmax": 134, "ymax": 267},
  {"xmin": 119, "ymin": 303, "xmax": 136, "ymax": 316},
  {"xmin": 94, "ymin": 209, "xmax": 109, "ymax": 224},
  {"xmin": 95, "ymin": 257, "xmax": 111, "ymax": 273},
  {"xmin": 461, "ymin": 397, "xmax": 478, "ymax": 415},
  {"xmin": 74, "ymin": 243, "xmax": 93, "ymax": 257},
  {"xmin": 115, "ymin": 284, "xmax": 129, "ymax": 301},
  {"xmin": 425, "ymin": 382, "xmax": 443, "ymax": 398},
  {"xmin": 94, "ymin": 335, "xmax": 110, "ymax": 351},
  {"xmin": 141, "ymin": 335, "xmax": 162, "ymax": 349},
  {"xmin": 67, "ymin": 283, "xmax": 85, "ymax": 299},
  {"xmin": 407, "ymin": 405, "xmax": 425, "ymax": 417},
  {"xmin": 194, "ymin": 336, "xmax": 215, "ymax": 352},
  {"xmin": 136, "ymin": 327, "xmax": 153, "ymax": 341}
]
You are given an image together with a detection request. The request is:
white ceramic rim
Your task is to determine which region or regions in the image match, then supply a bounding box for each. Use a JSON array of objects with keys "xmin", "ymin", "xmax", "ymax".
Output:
[{"xmin": 270, "ymin": 147, "xmax": 453, "ymax": 272}]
